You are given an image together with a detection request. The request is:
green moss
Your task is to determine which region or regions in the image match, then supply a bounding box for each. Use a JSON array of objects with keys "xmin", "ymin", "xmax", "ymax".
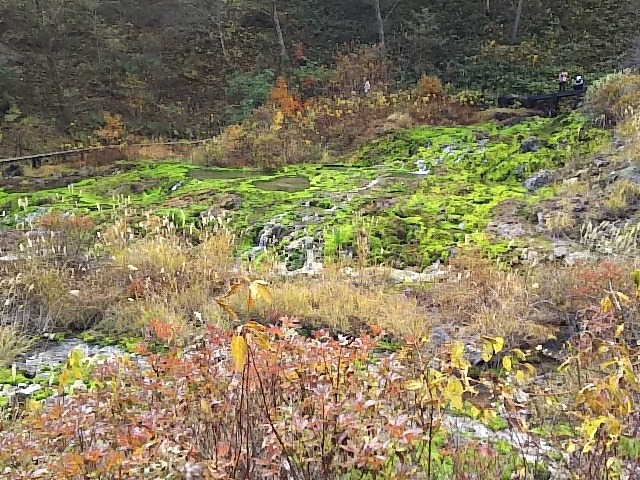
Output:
[
  {"xmin": 0, "ymin": 114, "xmax": 608, "ymax": 269},
  {"xmin": 0, "ymin": 368, "xmax": 29, "ymax": 386},
  {"xmin": 620, "ymin": 436, "xmax": 640, "ymax": 460}
]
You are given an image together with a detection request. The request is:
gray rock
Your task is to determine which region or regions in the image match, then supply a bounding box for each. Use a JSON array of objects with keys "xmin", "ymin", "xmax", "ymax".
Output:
[
  {"xmin": 3, "ymin": 163, "xmax": 23, "ymax": 177},
  {"xmin": 488, "ymin": 222, "xmax": 526, "ymax": 239},
  {"xmin": 521, "ymin": 248, "xmax": 541, "ymax": 265},
  {"xmin": 564, "ymin": 251, "xmax": 595, "ymax": 266},
  {"xmin": 618, "ymin": 166, "xmax": 640, "ymax": 185},
  {"xmin": 552, "ymin": 245, "xmax": 569, "ymax": 258},
  {"xmin": 519, "ymin": 136, "xmax": 540, "ymax": 153},
  {"xmin": 524, "ymin": 170, "xmax": 553, "ymax": 191}
]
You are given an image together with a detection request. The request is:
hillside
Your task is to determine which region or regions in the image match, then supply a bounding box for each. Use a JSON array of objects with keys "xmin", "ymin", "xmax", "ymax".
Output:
[
  {"xmin": 1, "ymin": 0, "xmax": 639, "ymax": 156},
  {"xmin": 0, "ymin": 0, "xmax": 639, "ymax": 475},
  {"xmin": 0, "ymin": 71, "xmax": 638, "ymax": 477}
]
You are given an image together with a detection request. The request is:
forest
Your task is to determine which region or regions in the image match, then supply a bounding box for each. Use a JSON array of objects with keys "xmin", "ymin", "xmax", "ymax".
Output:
[{"xmin": 0, "ymin": 0, "xmax": 639, "ymax": 154}]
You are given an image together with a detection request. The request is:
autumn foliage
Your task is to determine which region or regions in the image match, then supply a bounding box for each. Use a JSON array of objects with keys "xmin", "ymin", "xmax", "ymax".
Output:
[{"xmin": 1, "ymin": 271, "xmax": 639, "ymax": 479}]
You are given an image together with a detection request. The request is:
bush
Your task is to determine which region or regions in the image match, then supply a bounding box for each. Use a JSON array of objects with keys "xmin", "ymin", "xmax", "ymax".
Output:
[
  {"xmin": 224, "ymin": 69, "xmax": 276, "ymax": 125},
  {"xmin": 584, "ymin": 72, "xmax": 640, "ymax": 127},
  {"xmin": 413, "ymin": 74, "xmax": 444, "ymax": 98}
]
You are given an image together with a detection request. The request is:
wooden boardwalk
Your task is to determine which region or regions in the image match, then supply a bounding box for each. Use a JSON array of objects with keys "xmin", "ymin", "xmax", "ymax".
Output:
[{"xmin": 498, "ymin": 87, "xmax": 587, "ymax": 116}]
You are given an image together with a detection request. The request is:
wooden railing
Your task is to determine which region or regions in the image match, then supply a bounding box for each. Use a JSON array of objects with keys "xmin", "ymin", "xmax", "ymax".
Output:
[{"xmin": 0, "ymin": 139, "xmax": 211, "ymax": 166}]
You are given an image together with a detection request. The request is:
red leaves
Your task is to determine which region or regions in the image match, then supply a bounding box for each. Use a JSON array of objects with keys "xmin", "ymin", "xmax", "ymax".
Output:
[
  {"xmin": 0, "ymin": 319, "xmax": 515, "ymax": 478},
  {"xmin": 149, "ymin": 319, "xmax": 175, "ymax": 342}
]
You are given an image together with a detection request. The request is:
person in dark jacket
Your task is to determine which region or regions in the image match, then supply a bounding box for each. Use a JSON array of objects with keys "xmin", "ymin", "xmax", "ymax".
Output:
[{"xmin": 572, "ymin": 75, "xmax": 585, "ymax": 91}]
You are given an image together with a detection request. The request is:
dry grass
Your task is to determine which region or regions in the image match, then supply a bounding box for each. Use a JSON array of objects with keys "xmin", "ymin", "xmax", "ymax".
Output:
[
  {"xmin": 428, "ymin": 252, "xmax": 555, "ymax": 347},
  {"xmin": 553, "ymin": 179, "xmax": 590, "ymax": 197},
  {"xmin": 4, "ymin": 209, "xmax": 631, "ymax": 354},
  {"xmin": 545, "ymin": 210, "xmax": 576, "ymax": 236},
  {"xmin": 257, "ymin": 268, "xmax": 431, "ymax": 338},
  {"xmin": 19, "ymin": 163, "xmax": 76, "ymax": 178},
  {"xmin": 133, "ymin": 144, "xmax": 176, "ymax": 160},
  {"xmin": 0, "ymin": 325, "xmax": 34, "ymax": 366},
  {"xmin": 604, "ymin": 178, "xmax": 640, "ymax": 215}
]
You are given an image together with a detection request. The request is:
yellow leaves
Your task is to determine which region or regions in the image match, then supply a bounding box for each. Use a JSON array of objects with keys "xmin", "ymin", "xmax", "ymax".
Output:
[
  {"xmin": 200, "ymin": 398, "xmax": 213, "ymax": 416},
  {"xmin": 247, "ymin": 280, "xmax": 273, "ymax": 310},
  {"xmin": 600, "ymin": 295, "xmax": 613, "ymax": 313},
  {"xmin": 271, "ymin": 110, "xmax": 284, "ymax": 131},
  {"xmin": 481, "ymin": 336, "xmax": 504, "ymax": 362},
  {"xmin": 230, "ymin": 319, "xmax": 274, "ymax": 373},
  {"xmin": 230, "ymin": 335, "xmax": 248, "ymax": 372},
  {"xmin": 442, "ymin": 377, "xmax": 464, "ymax": 412},
  {"xmin": 578, "ymin": 414, "xmax": 623, "ymax": 453},
  {"xmin": 215, "ymin": 279, "xmax": 273, "ymax": 321},
  {"xmin": 557, "ymin": 356, "xmax": 574, "ymax": 373},
  {"xmin": 482, "ymin": 408, "xmax": 497, "ymax": 426},
  {"xmin": 510, "ymin": 348, "xmax": 527, "ymax": 361},
  {"xmin": 215, "ymin": 283, "xmax": 244, "ymax": 321},
  {"xmin": 25, "ymin": 399, "xmax": 42, "ymax": 413},
  {"xmin": 614, "ymin": 323, "xmax": 625, "ymax": 338},
  {"xmin": 243, "ymin": 321, "xmax": 271, "ymax": 351},
  {"xmin": 468, "ymin": 404, "xmax": 481, "ymax": 419},
  {"xmin": 216, "ymin": 299, "xmax": 238, "ymax": 320},
  {"xmin": 615, "ymin": 291, "xmax": 630, "ymax": 305},
  {"xmin": 502, "ymin": 355, "xmax": 512, "ymax": 372},
  {"xmin": 405, "ymin": 379, "xmax": 424, "ymax": 391},
  {"xmin": 450, "ymin": 341, "xmax": 470, "ymax": 372}
]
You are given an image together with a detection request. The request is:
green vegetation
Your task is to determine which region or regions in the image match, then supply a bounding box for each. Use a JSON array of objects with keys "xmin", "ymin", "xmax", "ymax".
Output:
[
  {"xmin": 0, "ymin": 114, "xmax": 609, "ymax": 268},
  {"xmin": 0, "ymin": 8, "xmax": 639, "ymax": 476}
]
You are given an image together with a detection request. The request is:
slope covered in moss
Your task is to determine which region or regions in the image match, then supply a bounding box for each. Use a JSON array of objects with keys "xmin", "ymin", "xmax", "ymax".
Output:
[{"xmin": 0, "ymin": 114, "xmax": 608, "ymax": 268}]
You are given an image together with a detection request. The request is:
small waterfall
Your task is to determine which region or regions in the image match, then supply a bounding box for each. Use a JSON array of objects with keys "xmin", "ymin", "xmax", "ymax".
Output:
[
  {"xmin": 414, "ymin": 159, "xmax": 429, "ymax": 175},
  {"xmin": 305, "ymin": 246, "xmax": 314, "ymax": 270},
  {"xmin": 258, "ymin": 230, "xmax": 269, "ymax": 248}
]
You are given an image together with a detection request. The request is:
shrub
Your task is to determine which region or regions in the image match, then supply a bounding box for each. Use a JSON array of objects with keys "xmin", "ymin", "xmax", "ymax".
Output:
[
  {"xmin": 224, "ymin": 69, "xmax": 276, "ymax": 125},
  {"xmin": 584, "ymin": 72, "xmax": 640, "ymax": 127},
  {"xmin": 413, "ymin": 74, "xmax": 444, "ymax": 98}
]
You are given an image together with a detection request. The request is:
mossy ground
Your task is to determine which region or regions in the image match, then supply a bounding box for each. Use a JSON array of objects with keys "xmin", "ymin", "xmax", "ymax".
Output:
[{"xmin": 0, "ymin": 113, "xmax": 609, "ymax": 267}]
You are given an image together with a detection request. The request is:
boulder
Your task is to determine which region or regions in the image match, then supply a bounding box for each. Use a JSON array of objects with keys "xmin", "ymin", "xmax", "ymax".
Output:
[
  {"xmin": 618, "ymin": 166, "xmax": 640, "ymax": 186},
  {"xmin": 524, "ymin": 170, "xmax": 553, "ymax": 191},
  {"xmin": 3, "ymin": 163, "xmax": 23, "ymax": 177},
  {"xmin": 519, "ymin": 136, "xmax": 541, "ymax": 153},
  {"xmin": 564, "ymin": 251, "xmax": 596, "ymax": 266},
  {"xmin": 487, "ymin": 222, "xmax": 526, "ymax": 239}
]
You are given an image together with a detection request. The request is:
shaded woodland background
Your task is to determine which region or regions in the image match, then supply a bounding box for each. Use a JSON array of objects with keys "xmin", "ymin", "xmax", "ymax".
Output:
[{"xmin": 0, "ymin": 0, "xmax": 639, "ymax": 151}]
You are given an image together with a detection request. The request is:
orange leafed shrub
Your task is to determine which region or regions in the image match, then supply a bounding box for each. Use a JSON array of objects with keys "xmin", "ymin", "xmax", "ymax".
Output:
[
  {"xmin": 414, "ymin": 74, "xmax": 444, "ymax": 98},
  {"xmin": 93, "ymin": 113, "xmax": 124, "ymax": 143},
  {"xmin": 268, "ymin": 76, "xmax": 300, "ymax": 117}
]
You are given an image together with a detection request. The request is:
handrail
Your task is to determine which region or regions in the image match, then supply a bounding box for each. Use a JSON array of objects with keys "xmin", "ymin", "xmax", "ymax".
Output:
[{"xmin": 0, "ymin": 138, "xmax": 211, "ymax": 164}]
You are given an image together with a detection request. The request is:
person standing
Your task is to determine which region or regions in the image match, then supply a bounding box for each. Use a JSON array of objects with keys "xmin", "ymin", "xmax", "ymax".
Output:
[
  {"xmin": 558, "ymin": 71, "xmax": 568, "ymax": 91},
  {"xmin": 572, "ymin": 75, "xmax": 585, "ymax": 91},
  {"xmin": 364, "ymin": 79, "xmax": 371, "ymax": 95}
]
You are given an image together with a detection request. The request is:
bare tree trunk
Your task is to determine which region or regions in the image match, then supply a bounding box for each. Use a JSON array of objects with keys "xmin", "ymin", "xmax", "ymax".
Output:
[
  {"xmin": 373, "ymin": 0, "xmax": 386, "ymax": 58},
  {"xmin": 510, "ymin": 0, "xmax": 524, "ymax": 44},
  {"xmin": 213, "ymin": 18, "xmax": 230, "ymax": 64},
  {"xmin": 211, "ymin": 1, "xmax": 230, "ymax": 66},
  {"xmin": 272, "ymin": 1, "xmax": 288, "ymax": 59}
]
